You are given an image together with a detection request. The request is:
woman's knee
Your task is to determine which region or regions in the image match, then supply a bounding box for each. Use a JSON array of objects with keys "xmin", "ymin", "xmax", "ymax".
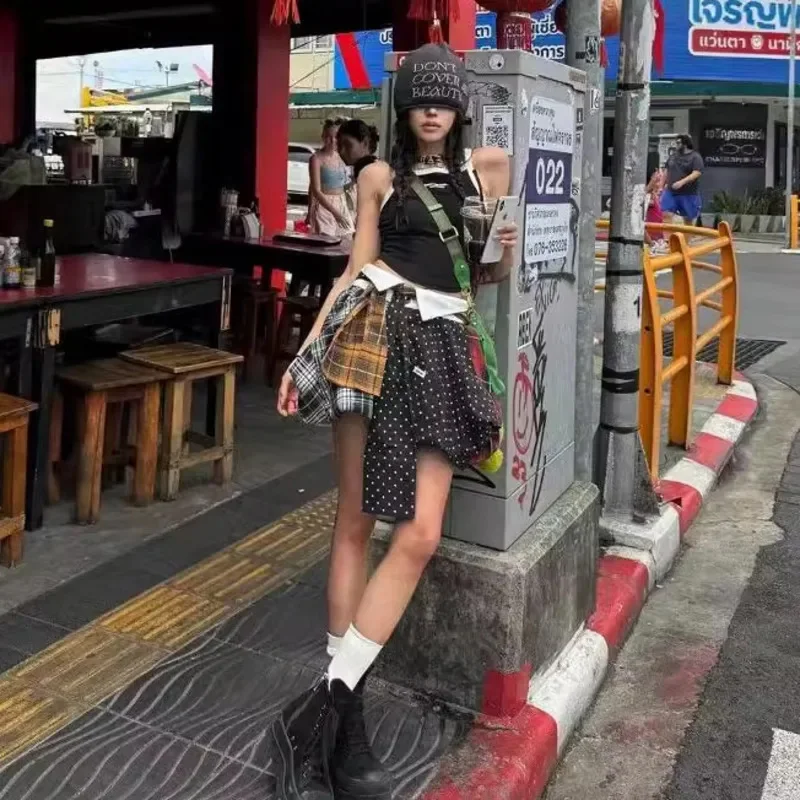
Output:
[
  {"xmin": 394, "ymin": 517, "xmax": 443, "ymax": 565},
  {"xmin": 333, "ymin": 503, "xmax": 375, "ymax": 546}
]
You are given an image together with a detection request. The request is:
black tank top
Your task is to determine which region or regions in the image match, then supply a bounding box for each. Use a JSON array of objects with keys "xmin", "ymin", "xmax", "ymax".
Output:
[{"xmin": 378, "ymin": 165, "xmax": 479, "ymax": 293}]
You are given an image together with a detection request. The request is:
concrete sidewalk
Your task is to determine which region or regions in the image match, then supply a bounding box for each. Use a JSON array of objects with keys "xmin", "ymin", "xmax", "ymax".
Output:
[
  {"xmin": 0, "ymin": 295, "xmax": 760, "ymax": 800},
  {"xmin": 544, "ymin": 371, "xmax": 799, "ymax": 799},
  {"xmin": 0, "ymin": 360, "xmax": 745, "ymax": 800}
]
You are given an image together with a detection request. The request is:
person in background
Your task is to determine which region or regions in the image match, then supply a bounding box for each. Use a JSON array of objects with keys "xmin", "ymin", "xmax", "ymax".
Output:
[
  {"xmin": 308, "ymin": 119, "xmax": 354, "ymax": 237},
  {"xmin": 337, "ymin": 119, "xmax": 380, "ymax": 222},
  {"xmin": 337, "ymin": 119, "xmax": 380, "ymax": 180},
  {"xmin": 644, "ymin": 162, "xmax": 668, "ymax": 254},
  {"xmin": 661, "ymin": 134, "xmax": 704, "ymax": 225}
]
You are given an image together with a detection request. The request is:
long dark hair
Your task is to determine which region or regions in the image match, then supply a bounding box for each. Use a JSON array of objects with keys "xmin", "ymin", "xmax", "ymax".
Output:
[
  {"xmin": 337, "ymin": 119, "xmax": 379, "ymax": 154},
  {"xmin": 390, "ymin": 109, "xmax": 467, "ymax": 226}
]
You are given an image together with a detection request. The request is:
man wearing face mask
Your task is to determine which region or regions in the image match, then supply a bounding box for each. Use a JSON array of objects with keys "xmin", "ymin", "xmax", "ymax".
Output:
[{"xmin": 661, "ymin": 134, "xmax": 704, "ymax": 225}]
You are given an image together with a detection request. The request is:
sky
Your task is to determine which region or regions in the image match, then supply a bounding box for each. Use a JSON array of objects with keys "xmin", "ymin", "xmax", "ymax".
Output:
[{"xmin": 36, "ymin": 45, "xmax": 213, "ymax": 124}]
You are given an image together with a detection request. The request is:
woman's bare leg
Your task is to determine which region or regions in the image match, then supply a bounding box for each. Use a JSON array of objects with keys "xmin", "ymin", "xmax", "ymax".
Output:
[
  {"xmin": 327, "ymin": 414, "xmax": 376, "ymax": 637},
  {"xmin": 353, "ymin": 448, "xmax": 453, "ymax": 644}
]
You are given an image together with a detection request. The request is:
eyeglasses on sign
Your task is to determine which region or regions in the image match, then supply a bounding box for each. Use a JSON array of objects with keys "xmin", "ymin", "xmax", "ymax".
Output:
[{"xmin": 717, "ymin": 143, "xmax": 761, "ymax": 157}]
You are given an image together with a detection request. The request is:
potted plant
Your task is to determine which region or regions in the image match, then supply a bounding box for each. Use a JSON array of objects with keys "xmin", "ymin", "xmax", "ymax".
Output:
[
  {"xmin": 769, "ymin": 188, "xmax": 787, "ymax": 233},
  {"xmin": 711, "ymin": 191, "xmax": 741, "ymax": 231},
  {"xmin": 739, "ymin": 193, "xmax": 757, "ymax": 235},
  {"xmin": 700, "ymin": 205, "xmax": 717, "ymax": 229},
  {"xmin": 750, "ymin": 189, "xmax": 773, "ymax": 234}
]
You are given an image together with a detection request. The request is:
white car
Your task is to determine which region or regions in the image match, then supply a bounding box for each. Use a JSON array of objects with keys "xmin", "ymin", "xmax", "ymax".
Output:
[{"xmin": 288, "ymin": 142, "xmax": 315, "ymax": 196}]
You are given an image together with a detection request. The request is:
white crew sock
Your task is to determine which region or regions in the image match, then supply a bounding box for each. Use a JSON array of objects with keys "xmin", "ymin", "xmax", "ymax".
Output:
[
  {"xmin": 327, "ymin": 632, "xmax": 343, "ymax": 657},
  {"xmin": 327, "ymin": 624, "xmax": 383, "ymax": 691}
]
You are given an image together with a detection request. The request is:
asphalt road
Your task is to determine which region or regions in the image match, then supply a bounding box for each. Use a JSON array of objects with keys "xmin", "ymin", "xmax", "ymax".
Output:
[
  {"xmin": 667, "ymin": 423, "xmax": 800, "ymax": 800},
  {"xmin": 595, "ymin": 247, "xmax": 800, "ymax": 353},
  {"xmin": 591, "ymin": 243, "xmax": 800, "ymax": 799}
]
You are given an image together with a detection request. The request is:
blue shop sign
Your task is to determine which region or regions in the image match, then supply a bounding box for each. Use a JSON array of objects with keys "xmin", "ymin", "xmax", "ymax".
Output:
[
  {"xmin": 333, "ymin": 10, "xmax": 563, "ymax": 90},
  {"xmin": 333, "ymin": 0, "xmax": 800, "ymax": 90}
]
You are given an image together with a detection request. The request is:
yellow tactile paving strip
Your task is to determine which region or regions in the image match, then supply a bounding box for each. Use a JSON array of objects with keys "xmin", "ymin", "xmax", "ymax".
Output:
[{"xmin": 0, "ymin": 489, "xmax": 337, "ymax": 767}]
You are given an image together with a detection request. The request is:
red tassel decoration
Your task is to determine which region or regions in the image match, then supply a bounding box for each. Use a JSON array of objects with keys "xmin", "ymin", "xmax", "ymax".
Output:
[
  {"xmin": 408, "ymin": 0, "xmax": 458, "ymax": 23},
  {"xmin": 270, "ymin": 0, "xmax": 299, "ymax": 25},
  {"xmin": 653, "ymin": 0, "xmax": 665, "ymax": 74},
  {"xmin": 408, "ymin": 0, "xmax": 433, "ymax": 19},
  {"xmin": 600, "ymin": 39, "xmax": 608, "ymax": 67},
  {"xmin": 429, "ymin": 15, "xmax": 445, "ymax": 43}
]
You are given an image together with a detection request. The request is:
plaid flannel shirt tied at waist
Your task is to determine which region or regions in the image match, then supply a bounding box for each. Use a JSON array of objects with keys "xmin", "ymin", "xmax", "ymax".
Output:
[{"xmin": 322, "ymin": 264, "xmax": 469, "ymax": 397}]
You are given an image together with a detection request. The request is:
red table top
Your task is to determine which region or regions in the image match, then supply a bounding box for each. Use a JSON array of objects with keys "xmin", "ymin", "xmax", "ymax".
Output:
[{"xmin": 0, "ymin": 254, "xmax": 228, "ymax": 308}]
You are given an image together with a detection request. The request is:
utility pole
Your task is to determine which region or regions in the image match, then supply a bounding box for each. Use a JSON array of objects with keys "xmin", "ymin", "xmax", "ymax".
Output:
[
  {"xmin": 77, "ymin": 57, "xmax": 87, "ymax": 105},
  {"xmin": 595, "ymin": 0, "xmax": 655, "ymax": 515},
  {"xmin": 567, "ymin": 0, "xmax": 603, "ymax": 483},
  {"xmin": 786, "ymin": 0, "xmax": 798, "ymax": 245}
]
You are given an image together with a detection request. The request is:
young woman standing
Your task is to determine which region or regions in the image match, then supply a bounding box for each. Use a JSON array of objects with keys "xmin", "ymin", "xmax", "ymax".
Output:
[
  {"xmin": 273, "ymin": 44, "xmax": 518, "ymax": 800},
  {"xmin": 337, "ymin": 119, "xmax": 380, "ymax": 180},
  {"xmin": 309, "ymin": 119, "xmax": 354, "ymax": 237},
  {"xmin": 337, "ymin": 119, "xmax": 380, "ymax": 225}
]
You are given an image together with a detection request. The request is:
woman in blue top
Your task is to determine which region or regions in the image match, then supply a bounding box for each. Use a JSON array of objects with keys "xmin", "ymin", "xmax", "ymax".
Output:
[{"xmin": 309, "ymin": 119, "xmax": 354, "ymax": 237}]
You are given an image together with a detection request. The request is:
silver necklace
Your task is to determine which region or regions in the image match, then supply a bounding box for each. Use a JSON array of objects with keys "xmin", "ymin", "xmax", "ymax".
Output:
[{"xmin": 415, "ymin": 154, "xmax": 446, "ymax": 168}]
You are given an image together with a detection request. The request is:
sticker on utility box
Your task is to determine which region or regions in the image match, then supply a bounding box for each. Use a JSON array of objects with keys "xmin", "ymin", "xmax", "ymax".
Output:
[
  {"xmin": 525, "ymin": 96, "xmax": 577, "ymax": 266},
  {"xmin": 482, "ymin": 105, "xmax": 514, "ymax": 155},
  {"xmin": 517, "ymin": 308, "xmax": 533, "ymax": 349}
]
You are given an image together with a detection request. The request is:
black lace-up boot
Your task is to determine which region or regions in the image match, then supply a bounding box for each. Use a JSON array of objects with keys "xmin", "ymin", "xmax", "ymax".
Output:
[
  {"xmin": 329, "ymin": 678, "xmax": 392, "ymax": 800},
  {"xmin": 271, "ymin": 677, "xmax": 336, "ymax": 800}
]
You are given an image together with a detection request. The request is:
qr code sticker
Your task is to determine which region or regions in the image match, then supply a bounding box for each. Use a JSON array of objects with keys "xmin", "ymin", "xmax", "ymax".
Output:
[
  {"xmin": 485, "ymin": 125, "xmax": 510, "ymax": 150},
  {"xmin": 482, "ymin": 106, "xmax": 514, "ymax": 155}
]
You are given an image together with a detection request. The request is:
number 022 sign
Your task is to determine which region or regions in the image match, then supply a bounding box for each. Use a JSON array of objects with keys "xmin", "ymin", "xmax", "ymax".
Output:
[{"xmin": 524, "ymin": 97, "xmax": 575, "ymax": 265}]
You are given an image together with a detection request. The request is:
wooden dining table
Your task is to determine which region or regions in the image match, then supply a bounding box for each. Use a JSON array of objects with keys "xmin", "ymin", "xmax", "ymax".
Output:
[
  {"xmin": 181, "ymin": 232, "xmax": 351, "ymax": 297},
  {"xmin": 0, "ymin": 254, "xmax": 233, "ymax": 531}
]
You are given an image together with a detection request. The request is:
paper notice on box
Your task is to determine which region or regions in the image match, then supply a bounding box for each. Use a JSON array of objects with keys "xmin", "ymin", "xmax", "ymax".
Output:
[
  {"xmin": 524, "ymin": 204, "xmax": 572, "ymax": 263},
  {"xmin": 482, "ymin": 105, "xmax": 514, "ymax": 155},
  {"xmin": 528, "ymin": 97, "xmax": 574, "ymax": 153},
  {"xmin": 524, "ymin": 96, "xmax": 577, "ymax": 266}
]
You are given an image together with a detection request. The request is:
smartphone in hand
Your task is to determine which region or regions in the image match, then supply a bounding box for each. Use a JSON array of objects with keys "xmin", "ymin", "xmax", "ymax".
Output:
[{"xmin": 480, "ymin": 196, "xmax": 520, "ymax": 264}]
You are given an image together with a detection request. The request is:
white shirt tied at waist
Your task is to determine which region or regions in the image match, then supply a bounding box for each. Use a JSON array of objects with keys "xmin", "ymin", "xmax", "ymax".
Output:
[{"xmin": 358, "ymin": 263, "xmax": 468, "ymax": 323}]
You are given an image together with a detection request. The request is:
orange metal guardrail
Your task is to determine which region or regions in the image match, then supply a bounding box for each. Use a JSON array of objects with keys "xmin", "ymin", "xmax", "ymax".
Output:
[
  {"xmin": 595, "ymin": 220, "xmax": 739, "ymax": 479},
  {"xmin": 790, "ymin": 195, "xmax": 799, "ymax": 249}
]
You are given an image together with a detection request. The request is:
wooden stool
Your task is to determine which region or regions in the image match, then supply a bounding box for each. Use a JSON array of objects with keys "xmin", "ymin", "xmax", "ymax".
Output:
[
  {"xmin": 231, "ymin": 278, "xmax": 278, "ymax": 382},
  {"xmin": 269, "ymin": 296, "xmax": 320, "ymax": 386},
  {"xmin": 120, "ymin": 343, "xmax": 244, "ymax": 501},
  {"xmin": 0, "ymin": 394, "xmax": 36, "ymax": 566},
  {"xmin": 51, "ymin": 359, "xmax": 169, "ymax": 524}
]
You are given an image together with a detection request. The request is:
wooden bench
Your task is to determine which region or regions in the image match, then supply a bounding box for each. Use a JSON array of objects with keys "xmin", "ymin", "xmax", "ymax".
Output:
[
  {"xmin": 120, "ymin": 343, "xmax": 244, "ymax": 500},
  {"xmin": 0, "ymin": 394, "xmax": 37, "ymax": 566},
  {"xmin": 50, "ymin": 358, "xmax": 169, "ymax": 524}
]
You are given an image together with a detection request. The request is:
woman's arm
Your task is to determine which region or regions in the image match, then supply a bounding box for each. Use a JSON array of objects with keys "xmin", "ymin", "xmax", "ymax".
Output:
[
  {"xmin": 309, "ymin": 154, "xmax": 348, "ymax": 222},
  {"xmin": 471, "ymin": 146, "xmax": 517, "ymax": 283},
  {"xmin": 296, "ymin": 161, "xmax": 387, "ymax": 356}
]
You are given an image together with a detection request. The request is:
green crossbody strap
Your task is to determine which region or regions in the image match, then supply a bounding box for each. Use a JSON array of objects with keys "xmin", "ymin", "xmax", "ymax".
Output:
[{"xmin": 410, "ymin": 177, "xmax": 505, "ymax": 396}]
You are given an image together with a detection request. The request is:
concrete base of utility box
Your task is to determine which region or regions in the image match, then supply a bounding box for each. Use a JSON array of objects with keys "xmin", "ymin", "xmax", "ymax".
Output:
[{"xmin": 371, "ymin": 481, "xmax": 599, "ymax": 715}]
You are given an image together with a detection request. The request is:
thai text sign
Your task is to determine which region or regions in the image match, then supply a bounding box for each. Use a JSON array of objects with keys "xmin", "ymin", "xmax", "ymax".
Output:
[
  {"xmin": 524, "ymin": 98, "xmax": 575, "ymax": 265},
  {"xmin": 700, "ymin": 126, "xmax": 767, "ymax": 166},
  {"xmin": 690, "ymin": 0, "xmax": 800, "ymax": 58}
]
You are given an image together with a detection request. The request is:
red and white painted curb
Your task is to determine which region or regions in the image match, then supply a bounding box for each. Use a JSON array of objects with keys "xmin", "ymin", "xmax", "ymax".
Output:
[
  {"xmin": 423, "ymin": 374, "xmax": 758, "ymax": 800},
  {"xmin": 659, "ymin": 375, "xmax": 758, "ymax": 536}
]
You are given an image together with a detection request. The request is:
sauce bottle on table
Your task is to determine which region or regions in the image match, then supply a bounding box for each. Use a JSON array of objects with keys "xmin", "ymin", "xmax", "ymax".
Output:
[
  {"xmin": 3, "ymin": 237, "xmax": 21, "ymax": 289},
  {"xmin": 22, "ymin": 249, "xmax": 37, "ymax": 289},
  {"xmin": 39, "ymin": 219, "xmax": 56, "ymax": 288}
]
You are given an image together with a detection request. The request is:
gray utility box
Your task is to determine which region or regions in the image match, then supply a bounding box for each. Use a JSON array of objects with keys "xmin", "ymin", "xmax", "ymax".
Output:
[{"xmin": 382, "ymin": 50, "xmax": 586, "ymax": 550}]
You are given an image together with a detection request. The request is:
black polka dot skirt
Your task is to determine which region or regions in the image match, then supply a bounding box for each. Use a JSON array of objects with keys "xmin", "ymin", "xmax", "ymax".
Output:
[{"xmin": 362, "ymin": 291, "xmax": 502, "ymax": 522}]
